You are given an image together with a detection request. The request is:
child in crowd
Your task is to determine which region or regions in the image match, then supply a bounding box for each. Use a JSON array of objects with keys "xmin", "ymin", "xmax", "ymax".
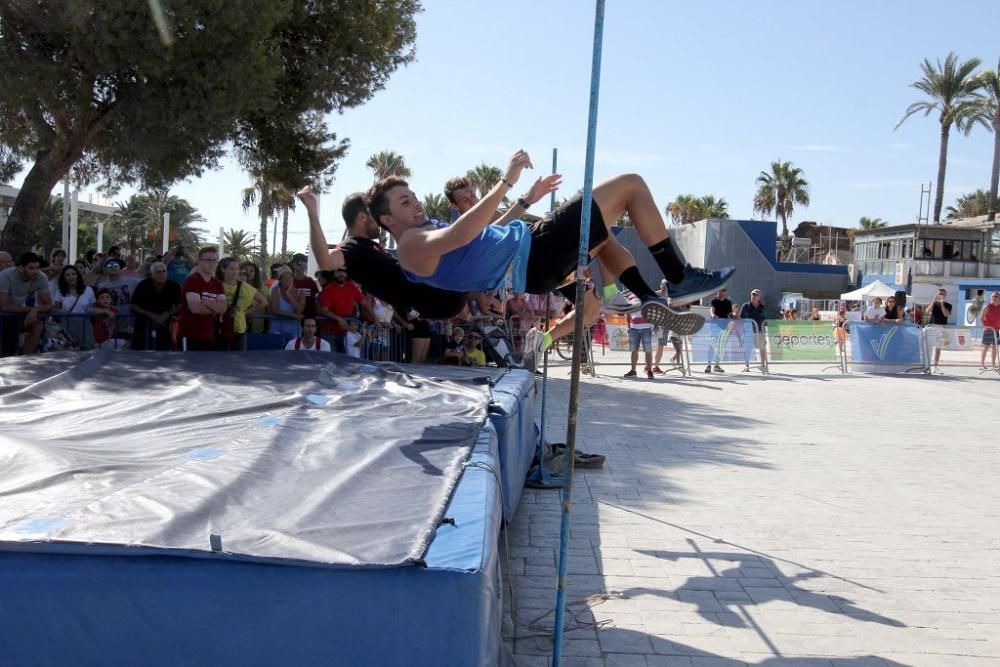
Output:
[
  {"xmin": 443, "ymin": 326, "xmax": 466, "ymax": 365},
  {"xmin": 90, "ymin": 289, "xmax": 127, "ymax": 350},
  {"xmin": 344, "ymin": 319, "xmax": 364, "ymax": 358},
  {"xmin": 462, "ymin": 329, "xmax": 486, "ymax": 367}
]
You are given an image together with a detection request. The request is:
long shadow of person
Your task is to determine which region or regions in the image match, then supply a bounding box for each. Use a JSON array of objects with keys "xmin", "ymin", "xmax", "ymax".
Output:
[{"xmin": 625, "ymin": 548, "xmax": 905, "ymax": 629}]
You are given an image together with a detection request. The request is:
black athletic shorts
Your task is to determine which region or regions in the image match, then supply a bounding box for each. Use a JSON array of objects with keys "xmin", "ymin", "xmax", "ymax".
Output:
[
  {"xmin": 524, "ymin": 193, "xmax": 609, "ymax": 294},
  {"xmin": 411, "ymin": 318, "xmax": 431, "ymax": 338}
]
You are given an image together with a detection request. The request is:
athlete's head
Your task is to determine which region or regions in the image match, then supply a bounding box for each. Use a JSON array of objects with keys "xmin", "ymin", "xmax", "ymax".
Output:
[
  {"xmin": 367, "ymin": 176, "xmax": 425, "ymax": 233},
  {"xmin": 342, "ymin": 192, "xmax": 380, "ymax": 239},
  {"xmin": 444, "ymin": 176, "xmax": 478, "ymax": 214}
]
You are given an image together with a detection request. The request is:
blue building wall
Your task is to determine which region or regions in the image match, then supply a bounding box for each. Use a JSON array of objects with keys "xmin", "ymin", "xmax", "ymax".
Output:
[{"xmin": 610, "ymin": 219, "xmax": 849, "ymax": 319}]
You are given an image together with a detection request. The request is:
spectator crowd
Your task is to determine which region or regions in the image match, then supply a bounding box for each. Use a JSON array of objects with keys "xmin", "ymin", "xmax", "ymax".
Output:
[{"xmin": 0, "ymin": 244, "xmax": 562, "ymax": 366}]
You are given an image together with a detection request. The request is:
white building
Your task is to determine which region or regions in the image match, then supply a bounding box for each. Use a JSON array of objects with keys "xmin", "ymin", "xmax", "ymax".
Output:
[{"xmin": 852, "ymin": 215, "xmax": 1000, "ymax": 324}]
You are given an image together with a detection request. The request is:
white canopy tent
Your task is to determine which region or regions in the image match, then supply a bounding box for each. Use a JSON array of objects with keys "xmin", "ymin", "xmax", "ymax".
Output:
[{"xmin": 840, "ymin": 280, "xmax": 898, "ymax": 301}]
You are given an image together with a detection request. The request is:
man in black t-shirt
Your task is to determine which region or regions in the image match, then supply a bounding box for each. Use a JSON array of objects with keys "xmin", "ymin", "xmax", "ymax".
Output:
[
  {"xmin": 130, "ymin": 261, "xmax": 182, "ymax": 350},
  {"xmin": 310, "ymin": 192, "xmax": 470, "ymax": 322},
  {"xmin": 705, "ymin": 288, "xmax": 733, "ymax": 373},
  {"xmin": 927, "ymin": 288, "xmax": 952, "ymax": 370}
]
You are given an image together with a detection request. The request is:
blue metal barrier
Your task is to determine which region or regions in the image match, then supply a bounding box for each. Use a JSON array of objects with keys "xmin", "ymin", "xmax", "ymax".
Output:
[{"xmin": 847, "ymin": 322, "xmax": 927, "ymax": 374}]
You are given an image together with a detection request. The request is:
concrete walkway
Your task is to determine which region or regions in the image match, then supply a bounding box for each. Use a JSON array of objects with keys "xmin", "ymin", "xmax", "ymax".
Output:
[{"xmin": 504, "ymin": 364, "xmax": 1000, "ymax": 666}]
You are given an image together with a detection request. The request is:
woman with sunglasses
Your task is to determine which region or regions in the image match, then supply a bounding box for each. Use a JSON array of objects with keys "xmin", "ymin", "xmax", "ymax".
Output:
[{"xmin": 883, "ymin": 296, "xmax": 905, "ymax": 324}]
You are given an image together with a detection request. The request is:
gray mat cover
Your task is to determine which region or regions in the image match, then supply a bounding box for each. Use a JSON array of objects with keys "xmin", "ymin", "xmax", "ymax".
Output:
[{"xmin": 0, "ymin": 351, "xmax": 493, "ymax": 568}]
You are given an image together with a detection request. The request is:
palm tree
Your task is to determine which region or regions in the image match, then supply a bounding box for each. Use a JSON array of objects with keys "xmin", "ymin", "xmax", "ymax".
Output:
[
  {"xmin": 753, "ymin": 160, "xmax": 810, "ymax": 240},
  {"xmin": 666, "ymin": 194, "xmax": 731, "ymax": 226},
  {"xmin": 241, "ymin": 179, "xmax": 284, "ymax": 270},
  {"xmin": 422, "ymin": 193, "xmax": 452, "ymax": 222},
  {"xmin": 698, "ymin": 195, "xmax": 729, "ymax": 219},
  {"xmin": 465, "ymin": 163, "xmax": 503, "ymax": 197},
  {"xmin": 114, "ymin": 190, "xmax": 206, "ymax": 254},
  {"xmin": 270, "ymin": 185, "xmax": 295, "ymax": 257},
  {"xmin": 858, "ymin": 216, "xmax": 888, "ymax": 229},
  {"xmin": 666, "ymin": 194, "xmax": 700, "ymax": 226},
  {"xmin": 945, "ymin": 189, "xmax": 999, "ymax": 219},
  {"xmin": 223, "ymin": 229, "xmax": 258, "ymax": 260},
  {"xmin": 896, "ymin": 53, "xmax": 984, "ymax": 223},
  {"xmin": 969, "ymin": 59, "xmax": 1000, "ymax": 222},
  {"xmin": 366, "ymin": 151, "xmax": 411, "ymax": 181}
]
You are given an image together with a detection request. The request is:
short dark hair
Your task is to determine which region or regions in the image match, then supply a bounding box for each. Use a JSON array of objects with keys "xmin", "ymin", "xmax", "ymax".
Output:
[
  {"xmin": 444, "ymin": 176, "xmax": 471, "ymax": 204},
  {"xmin": 302, "ymin": 316, "xmax": 317, "ymax": 327},
  {"xmin": 197, "ymin": 246, "xmax": 217, "ymax": 259},
  {"xmin": 17, "ymin": 251, "xmax": 40, "ymax": 266},
  {"xmin": 95, "ymin": 288, "xmax": 113, "ymax": 299},
  {"xmin": 342, "ymin": 193, "xmax": 370, "ymax": 228},
  {"xmin": 366, "ymin": 176, "xmax": 408, "ymax": 228},
  {"xmin": 319, "ymin": 270, "xmax": 338, "ymax": 283},
  {"xmin": 51, "ymin": 248, "xmax": 67, "ymax": 259},
  {"xmin": 108, "ymin": 245, "xmax": 121, "ymax": 256},
  {"xmin": 85, "ymin": 249, "xmax": 96, "ymax": 262}
]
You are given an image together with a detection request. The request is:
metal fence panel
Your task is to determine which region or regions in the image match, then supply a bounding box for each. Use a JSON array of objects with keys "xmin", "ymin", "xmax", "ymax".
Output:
[
  {"xmin": 689, "ymin": 319, "xmax": 758, "ymax": 367},
  {"xmin": 925, "ymin": 325, "xmax": 1000, "ymax": 374},
  {"xmin": 764, "ymin": 320, "xmax": 841, "ymax": 368},
  {"xmin": 847, "ymin": 322, "xmax": 927, "ymax": 374}
]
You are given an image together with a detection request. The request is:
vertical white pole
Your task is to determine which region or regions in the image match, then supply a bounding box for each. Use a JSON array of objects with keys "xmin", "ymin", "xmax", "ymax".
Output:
[
  {"xmin": 61, "ymin": 178, "xmax": 70, "ymax": 252},
  {"xmin": 69, "ymin": 191, "xmax": 79, "ymax": 263},
  {"xmin": 96, "ymin": 222, "xmax": 104, "ymax": 253},
  {"xmin": 219, "ymin": 226, "xmax": 225, "ymax": 257},
  {"xmin": 162, "ymin": 213, "xmax": 170, "ymax": 254}
]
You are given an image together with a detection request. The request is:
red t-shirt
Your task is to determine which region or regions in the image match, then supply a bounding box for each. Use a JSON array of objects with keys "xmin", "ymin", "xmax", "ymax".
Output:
[
  {"xmin": 982, "ymin": 303, "xmax": 1000, "ymax": 331},
  {"xmin": 294, "ymin": 276, "xmax": 320, "ymax": 317},
  {"xmin": 180, "ymin": 272, "xmax": 225, "ymax": 342},
  {"xmin": 318, "ymin": 281, "xmax": 364, "ymax": 334},
  {"xmin": 92, "ymin": 306, "xmax": 118, "ymax": 344}
]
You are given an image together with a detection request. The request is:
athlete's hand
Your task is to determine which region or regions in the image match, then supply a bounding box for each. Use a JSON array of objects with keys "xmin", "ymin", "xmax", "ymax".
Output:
[
  {"xmin": 477, "ymin": 292, "xmax": 503, "ymax": 315},
  {"xmin": 524, "ymin": 173, "xmax": 562, "ymax": 206},
  {"xmin": 297, "ymin": 186, "xmax": 318, "ymax": 213},
  {"xmin": 503, "ymin": 150, "xmax": 533, "ymax": 186}
]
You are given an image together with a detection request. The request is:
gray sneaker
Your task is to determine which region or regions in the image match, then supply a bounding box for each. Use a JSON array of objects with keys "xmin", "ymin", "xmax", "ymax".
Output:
[
  {"xmin": 522, "ymin": 328, "xmax": 546, "ymax": 372},
  {"xmin": 640, "ymin": 296, "xmax": 705, "ymax": 336}
]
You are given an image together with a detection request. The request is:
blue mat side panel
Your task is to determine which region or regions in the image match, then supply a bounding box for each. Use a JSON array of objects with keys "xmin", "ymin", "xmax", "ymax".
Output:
[
  {"xmin": 489, "ymin": 370, "xmax": 537, "ymax": 520},
  {"xmin": 0, "ymin": 428, "xmax": 504, "ymax": 667}
]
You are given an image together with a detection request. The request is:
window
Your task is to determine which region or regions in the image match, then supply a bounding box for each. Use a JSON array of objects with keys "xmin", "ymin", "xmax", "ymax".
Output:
[
  {"xmin": 903, "ymin": 239, "xmax": 913, "ymax": 258},
  {"xmin": 942, "ymin": 240, "xmax": 957, "ymax": 259}
]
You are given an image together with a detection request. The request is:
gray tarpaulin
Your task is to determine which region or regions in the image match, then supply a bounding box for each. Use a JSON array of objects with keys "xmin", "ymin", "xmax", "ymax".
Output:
[{"xmin": 0, "ymin": 351, "xmax": 495, "ymax": 568}]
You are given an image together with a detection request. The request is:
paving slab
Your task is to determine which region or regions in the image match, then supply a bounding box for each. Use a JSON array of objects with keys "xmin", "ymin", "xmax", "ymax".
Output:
[{"xmin": 504, "ymin": 364, "xmax": 1000, "ymax": 666}]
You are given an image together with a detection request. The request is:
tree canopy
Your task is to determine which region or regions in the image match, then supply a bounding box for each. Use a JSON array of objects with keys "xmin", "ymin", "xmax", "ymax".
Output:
[
  {"xmin": 0, "ymin": 0, "xmax": 420, "ymax": 254},
  {"xmin": 666, "ymin": 194, "xmax": 729, "ymax": 225},
  {"xmin": 895, "ymin": 52, "xmax": 983, "ymax": 223}
]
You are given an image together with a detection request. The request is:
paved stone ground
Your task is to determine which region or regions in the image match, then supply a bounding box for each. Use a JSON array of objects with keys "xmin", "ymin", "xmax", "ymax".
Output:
[{"xmin": 502, "ymin": 364, "xmax": 1000, "ymax": 667}]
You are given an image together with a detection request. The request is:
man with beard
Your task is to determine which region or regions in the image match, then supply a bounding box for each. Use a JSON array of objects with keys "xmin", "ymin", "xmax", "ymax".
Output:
[{"xmin": 316, "ymin": 267, "xmax": 375, "ymax": 353}]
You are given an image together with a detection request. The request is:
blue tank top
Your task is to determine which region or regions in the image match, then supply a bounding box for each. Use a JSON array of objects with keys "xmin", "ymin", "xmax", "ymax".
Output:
[{"xmin": 402, "ymin": 220, "xmax": 532, "ymax": 293}]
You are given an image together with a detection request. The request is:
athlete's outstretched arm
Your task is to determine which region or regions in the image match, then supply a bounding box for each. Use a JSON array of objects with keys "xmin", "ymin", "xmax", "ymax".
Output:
[
  {"xmin": 492, "ymin": 174, "xmax": 563, "ymax": 227},
  {"xmin": 298, "ymin": 187, "xmax": 345, "ymax": 271},
  {"xmin": 421, "ymin": 151, "xmax": 557, "ymax": 257}
]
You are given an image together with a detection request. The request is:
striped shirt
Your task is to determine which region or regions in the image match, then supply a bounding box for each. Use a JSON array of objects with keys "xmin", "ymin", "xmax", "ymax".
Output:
[{"xmin": 402, "ymin": 219, "xmax": 532, "ymax": 293}]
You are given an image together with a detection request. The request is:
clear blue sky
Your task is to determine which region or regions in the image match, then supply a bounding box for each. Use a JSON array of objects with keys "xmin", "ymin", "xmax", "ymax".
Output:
[{"xmin": 14, "ymin": 0, "xmax": 1000, "ymax": 253}]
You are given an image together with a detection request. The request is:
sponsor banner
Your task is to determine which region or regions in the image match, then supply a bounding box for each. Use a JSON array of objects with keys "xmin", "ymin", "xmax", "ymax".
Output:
[
  {"xmin": 765, "ymin": 320, "xmax": 837, "ymax": 362},
  {"xmin": 926, "ymin": 325, "xmax": 983, "ymax": 351},
  {"xmin": 849, "ymin": 322, "xmax": 923, "ymax": 367},
  {"xmin": 606, "ymin": 322, "xmax": 631, "ymax": 351},
  {"xmin": 690, "ymin": 319, "xmax": 756, "ymax": 364}
]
